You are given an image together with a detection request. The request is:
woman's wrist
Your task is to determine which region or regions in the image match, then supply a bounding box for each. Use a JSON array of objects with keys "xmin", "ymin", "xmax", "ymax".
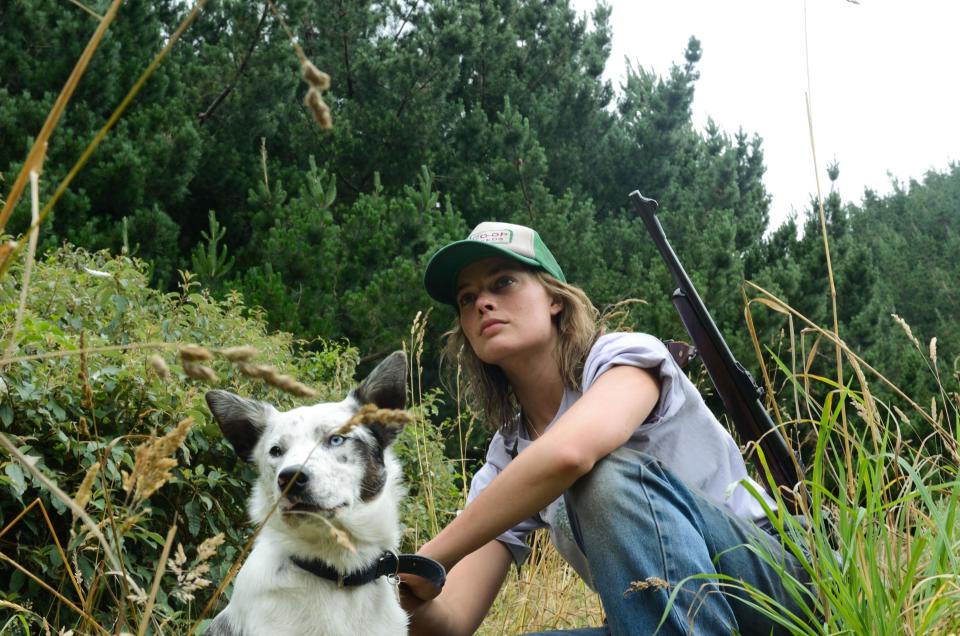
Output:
[{"xmin": 418, "ymin": 535, "xmax": 458, "ymax": 572}]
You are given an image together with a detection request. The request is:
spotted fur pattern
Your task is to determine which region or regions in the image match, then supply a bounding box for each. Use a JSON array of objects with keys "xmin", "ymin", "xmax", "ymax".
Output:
[{"xmin": 204, "ymin": 352, "xmax": 409, "ymax": 636}]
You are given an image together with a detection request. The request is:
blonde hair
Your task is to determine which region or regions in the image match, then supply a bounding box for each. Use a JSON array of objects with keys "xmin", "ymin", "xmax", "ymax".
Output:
[{"xmin": 442, "ymin": 271, "xmax": 600, "ymax": 432}]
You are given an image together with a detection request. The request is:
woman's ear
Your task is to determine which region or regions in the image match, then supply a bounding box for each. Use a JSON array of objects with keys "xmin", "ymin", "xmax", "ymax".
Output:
[{"xmin": 550, "ymin": 295, "xmax": 564, "ymax": 316}]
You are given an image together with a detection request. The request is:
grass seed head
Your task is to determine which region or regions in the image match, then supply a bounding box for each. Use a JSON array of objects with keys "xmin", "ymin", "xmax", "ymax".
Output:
[
  {"xmin": 891, "ymin": 314, "xmax": 921, "ymax": 350},
  {"xmin": 178, "ymin": 344, "xmax": 214, "ymax": 362},
  {"xmin": 238, "ymin": 362, "xmax": 271, "ymax": 378},
  {"xmin": 168, "ymin": 532, "xmax": 225, "ymax": 602},
  {"xmin": 892, "ymin": 405, "xmax": 911, "ymax": 424},
  {"xmin": 336, "ymin": 403, "xmax": 414, "ymax": 435},
  {"xmin": 123, "ymin": 418, "xmax": 194, "ymax": 503},
  {"xmin": 74, "ymin": 461, "xmax": 101, "ymax": 510},
  {"xmin": 196, "ymin": 532, "xmax": 226, "ymax": 562},
  {"xmin": 219, "ymin": 345, "xmax": 259, "ymax": 362},
  {"xmin": 623, "ymin": 576, "xmax": 670, "ymax": 597},
  {"xmin": 304, "ymin": 88, "xmax": 332, "ymax": 129},
  {"xmin": 237, "ymin": 362, "xmax": 317, "ymax": 397},
  {"xmin": 301, "ymin": 60, "xmax": 331, "ymax": 90},
  {"xmin": 183, "ymin": 362, "xmax": 219, "ymax": 384},
  {"xmin": 261, "ymin": 367, "xmax": 318, "ymax": 398},
  {"xmin": 148, "ymin": 354, "xmax": 170, "ymax": 378}
]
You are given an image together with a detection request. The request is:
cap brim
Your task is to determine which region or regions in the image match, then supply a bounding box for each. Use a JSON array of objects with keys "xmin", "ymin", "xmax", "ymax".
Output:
[{"xmin": 424, "ymin": 240, "xmax": 541, "ymax": 304}]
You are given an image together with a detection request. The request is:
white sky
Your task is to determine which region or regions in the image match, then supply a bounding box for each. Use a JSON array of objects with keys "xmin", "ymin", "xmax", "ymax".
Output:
[{"xmin": 571, "ymin": 0, "xmax": 960, "ymax": 229}]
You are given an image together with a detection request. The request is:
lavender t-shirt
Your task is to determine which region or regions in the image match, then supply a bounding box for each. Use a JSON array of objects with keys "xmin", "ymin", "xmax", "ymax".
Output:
[{"xmin": 465, "ymin": 332, "xmax": 776, "ymax": 587}]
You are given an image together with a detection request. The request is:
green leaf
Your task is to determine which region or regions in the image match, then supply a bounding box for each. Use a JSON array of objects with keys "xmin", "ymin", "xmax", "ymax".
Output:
[
  {"xmin": 4, "ymin": 462, "xmax": 27, "ymax": 498},
  {"xmin": 10, "ymin": 568, "xmax": 25, "ymax": 593},
  {"xmin": 185, "ymin": 499, "xmax": 201, "ymax": 536},
  {"xmin": 112, "ymin": 294, "xmax": 129, "ymax": 312}
]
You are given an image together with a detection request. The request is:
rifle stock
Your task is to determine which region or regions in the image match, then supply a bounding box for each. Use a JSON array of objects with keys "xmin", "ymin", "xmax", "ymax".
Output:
[{"xmin": 629, "ymin": 190, "xmax": 802, "ymax": 512}]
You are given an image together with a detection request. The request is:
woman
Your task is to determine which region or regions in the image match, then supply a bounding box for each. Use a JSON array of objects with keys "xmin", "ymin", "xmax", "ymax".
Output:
[{"xmin": 402, "ymin": 221, "xmax": 809, "ymax": 635}]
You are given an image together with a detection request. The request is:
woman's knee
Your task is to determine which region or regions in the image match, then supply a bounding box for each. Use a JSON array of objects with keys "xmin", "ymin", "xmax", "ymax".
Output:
[{"xmin": 566, "ymin": 448, "xmax": 667, "ymax": 521}]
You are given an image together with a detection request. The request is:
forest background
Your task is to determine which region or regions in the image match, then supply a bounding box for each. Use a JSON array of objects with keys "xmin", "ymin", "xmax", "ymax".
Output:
[{"xmin": 1, "ymin": 0, "xmax": 958, "ymax": 632}]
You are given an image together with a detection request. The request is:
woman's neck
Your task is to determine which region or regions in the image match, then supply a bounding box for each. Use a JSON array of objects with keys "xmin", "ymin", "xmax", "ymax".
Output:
[{"xmin": 503, "ymin": 355, "xmax": 565, "ymax": 436}]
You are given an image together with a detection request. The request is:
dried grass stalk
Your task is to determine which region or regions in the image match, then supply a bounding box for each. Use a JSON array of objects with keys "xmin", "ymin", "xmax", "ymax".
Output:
[{"xmin": 317, "ymin": 516, "xmax": 356, "ymax": 554}]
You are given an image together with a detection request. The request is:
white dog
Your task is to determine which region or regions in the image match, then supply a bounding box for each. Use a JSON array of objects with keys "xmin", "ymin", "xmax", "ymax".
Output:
[{"xmin": 205, "ymin": 351, "xmax": 428, "ymax": 636}]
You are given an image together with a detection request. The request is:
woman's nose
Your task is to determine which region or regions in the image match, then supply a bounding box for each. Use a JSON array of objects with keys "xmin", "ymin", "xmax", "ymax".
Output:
[{"xmin": 474, "ymin": 291, "xmax": 495, "ymax": 312}]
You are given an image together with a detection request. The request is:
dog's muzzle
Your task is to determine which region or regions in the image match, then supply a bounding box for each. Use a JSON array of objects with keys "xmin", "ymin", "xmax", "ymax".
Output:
[
  {"xmin": 278, "ymin": 465, "xmax": 310, "ymax": 496},
  {"xmin": 277, "ymin": 465, "xmax": 346, "ymax": 517}
]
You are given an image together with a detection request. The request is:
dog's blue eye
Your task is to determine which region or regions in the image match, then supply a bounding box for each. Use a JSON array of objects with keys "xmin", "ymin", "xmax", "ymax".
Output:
[
  {"xmin": 328, "ymin": 435, "xmax": 346, "ymax": 447},
  {"xmin": 269, "ymin": 445, "xmax": 284, "ymax": 457}
]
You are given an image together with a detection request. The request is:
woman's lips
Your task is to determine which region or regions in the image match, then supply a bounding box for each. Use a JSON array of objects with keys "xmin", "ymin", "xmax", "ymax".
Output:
[{"xmin": 479, "ymin": 319, "xmax": 506, "ymax": 336}]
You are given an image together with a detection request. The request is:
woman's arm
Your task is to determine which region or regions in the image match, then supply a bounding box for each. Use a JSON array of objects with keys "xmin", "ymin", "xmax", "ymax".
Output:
[
  {"xmin": 408, "ymin": 364, "xmax": 660, "ymax": 600},
  {"xmin": 404, "ymin": 540, "xmax": 513, "ymax": 636}
]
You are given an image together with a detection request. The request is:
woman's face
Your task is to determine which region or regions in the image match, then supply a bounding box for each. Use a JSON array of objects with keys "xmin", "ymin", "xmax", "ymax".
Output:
[{"xmin": 455, "ymin": 256, "xmax": 563, "ymax": 367}]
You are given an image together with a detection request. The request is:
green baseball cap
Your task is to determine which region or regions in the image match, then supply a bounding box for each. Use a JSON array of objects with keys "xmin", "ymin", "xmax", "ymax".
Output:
[{"xmin": 424, "ymin": 221, "xmax": 566, "ymax": 305}]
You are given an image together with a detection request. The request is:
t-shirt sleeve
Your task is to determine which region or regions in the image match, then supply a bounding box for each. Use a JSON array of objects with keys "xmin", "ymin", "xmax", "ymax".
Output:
[
  {"xmin": 582, "ymin": 332, "xmax": 687, "ymax": 427},
  {"xmin": 465, "ymin": 433, "xmax": 546, "ymax": 566}
]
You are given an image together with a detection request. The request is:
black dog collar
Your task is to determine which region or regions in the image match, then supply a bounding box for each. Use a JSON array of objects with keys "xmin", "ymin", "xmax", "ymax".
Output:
[{"xmin": 291, "ymin": 552, "xmax": 446, "ymax": 589}]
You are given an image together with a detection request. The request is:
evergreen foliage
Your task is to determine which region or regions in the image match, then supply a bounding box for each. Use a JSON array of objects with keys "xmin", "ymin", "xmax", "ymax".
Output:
[
  {"xmin": 3, "ymin": 0, "xmax": 957, "ymax": 433},
  {"xmin": 2, "ymin": 0, "xmax": 960, "ymax": 631}
]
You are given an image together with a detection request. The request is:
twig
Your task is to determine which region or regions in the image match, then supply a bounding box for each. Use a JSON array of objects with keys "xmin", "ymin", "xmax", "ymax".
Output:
[
  {"xmin": 66, "ymin": 0, "xmax": 103, "ymax": 20},
  {"xmin": 198, "ymin": 2, "xmax": 270, "ymax": 125},
  {"xmin": 391, "ymin": 0, "xmax": 419, "ymax": 44},
  {"xmin": 337, "ymin": 0, "xmax": 355, "ymax": 98},
  {"xmin": 516, "ymin": 158, "xmax": 536, "ymax": 223}
]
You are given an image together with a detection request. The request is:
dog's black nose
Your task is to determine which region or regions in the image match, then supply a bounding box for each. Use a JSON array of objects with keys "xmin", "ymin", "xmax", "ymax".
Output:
[{"xmin": 277, "ymin": 466, "xmax": 310, "ymax": 494}]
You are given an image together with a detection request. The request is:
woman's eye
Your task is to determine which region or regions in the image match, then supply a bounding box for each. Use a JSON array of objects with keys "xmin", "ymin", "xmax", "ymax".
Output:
[
  {"xmin": 494, "ymin": 275, "xmax": 516, "ymax": 289},
  {"xmin": 269, "ymin": 445, "xmax": 284, "ymax": 458},
  {"xmin": 328, "ymin": 435, "xmax": 346, "ymax": 447},
  {"xmin": 457, "ymin": 292, "xmax": 476, "ymax": 307}
]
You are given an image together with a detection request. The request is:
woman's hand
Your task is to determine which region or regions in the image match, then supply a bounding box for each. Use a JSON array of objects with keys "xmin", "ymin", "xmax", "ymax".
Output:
[
  {"xmin": 399, "ymin": 571, "xmax": 443, "ymax": 604},
  {"xmin": 402, "ymin": 541, "xmax": 512, "ymax": 636}
]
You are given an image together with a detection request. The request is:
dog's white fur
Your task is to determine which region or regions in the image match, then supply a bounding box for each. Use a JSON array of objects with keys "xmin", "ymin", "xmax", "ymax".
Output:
[{"xmin": 205, "ymin": 352, "xmax": 409, "ymax": 636}]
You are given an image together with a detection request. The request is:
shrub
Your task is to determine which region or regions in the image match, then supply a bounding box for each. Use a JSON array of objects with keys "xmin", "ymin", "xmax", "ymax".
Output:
[{"xmin": 0, "ymin": 245, "xmax": 455, "ymax": 633}]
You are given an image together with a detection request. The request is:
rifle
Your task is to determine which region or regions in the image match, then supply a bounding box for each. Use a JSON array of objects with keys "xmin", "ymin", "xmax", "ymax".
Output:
[{"xmin": 630, "ymin": 191, "xmax": 803, "ymax": 512}]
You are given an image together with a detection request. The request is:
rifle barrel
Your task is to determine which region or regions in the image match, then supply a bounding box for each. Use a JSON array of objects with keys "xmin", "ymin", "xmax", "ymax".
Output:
[{"xmin": 629, "ymin": 191, "xmax": 802, "ymax": 508}]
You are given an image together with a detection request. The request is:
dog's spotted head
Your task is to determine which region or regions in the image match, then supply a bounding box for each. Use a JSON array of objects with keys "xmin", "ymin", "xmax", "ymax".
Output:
[{"xmin": 205, "ymin": 351, "xmax": 407, "ymax": 527}]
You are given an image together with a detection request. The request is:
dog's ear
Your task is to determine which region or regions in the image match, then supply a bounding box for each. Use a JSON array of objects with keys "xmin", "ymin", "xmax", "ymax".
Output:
[
  {"xmin": 205, "ymin": 390, "xmax": 273, "ymax": 462},
  {"xmin": 352, "ymin": 351, "xmax": 407, "ymax": 410}
]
